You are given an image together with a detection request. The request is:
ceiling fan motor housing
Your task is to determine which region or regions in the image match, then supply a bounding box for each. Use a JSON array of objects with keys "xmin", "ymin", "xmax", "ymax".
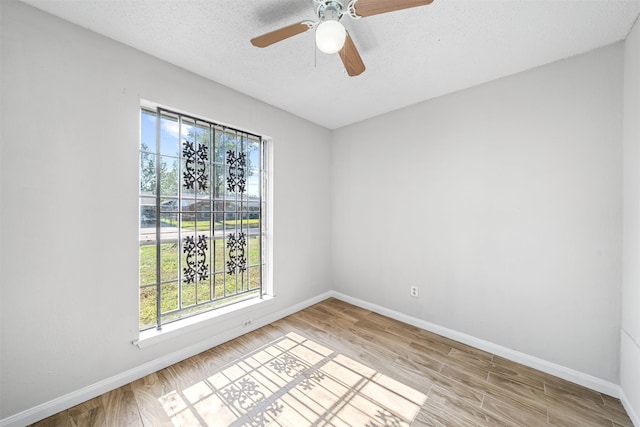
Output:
[{"xmin": 317, "ymin": 0, "xmax": 344, "ymax": 22}]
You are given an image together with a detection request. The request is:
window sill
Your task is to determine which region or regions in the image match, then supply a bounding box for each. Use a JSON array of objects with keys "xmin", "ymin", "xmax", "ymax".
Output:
[{"xmin": 133, "ymin": 295, "xmax": 275, "ymax": 349}]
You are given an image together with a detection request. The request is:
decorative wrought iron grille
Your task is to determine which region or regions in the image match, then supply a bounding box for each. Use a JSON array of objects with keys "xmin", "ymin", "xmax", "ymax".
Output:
[
  {"xmin": 182, "ymin": 141, "xmax": 209, "ymax": 191},
  {"xmin": 139, "ymin": 106, "xmax": 266, "ymax": 331},
  {"xmin": 226, "ymin": 232, "xmax": 247, "ymax": 275},
  {"xmin": 183, "ymin": 235, "xmax": 208, "ymax": 283},
  {"xmin": 226, "ymin": 150, "xmax": 246, "ymax": 193}
]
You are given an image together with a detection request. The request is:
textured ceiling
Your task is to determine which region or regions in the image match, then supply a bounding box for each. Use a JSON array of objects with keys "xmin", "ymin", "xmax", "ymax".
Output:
[{"xmin": 19, "ymin": 0, "xmax": 640, "ymax": 129}]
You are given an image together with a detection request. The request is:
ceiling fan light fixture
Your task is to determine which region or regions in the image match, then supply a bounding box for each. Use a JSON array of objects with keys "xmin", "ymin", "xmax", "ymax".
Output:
[{"xmin": 315, "ymin": 20, "xmax": 346, "ymax": 54}]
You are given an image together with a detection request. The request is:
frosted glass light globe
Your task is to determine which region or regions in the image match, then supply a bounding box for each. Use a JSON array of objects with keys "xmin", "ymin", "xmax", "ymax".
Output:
[{"xmin": 315, "ymin": 20, "xmax": 346, "ymax": 54}]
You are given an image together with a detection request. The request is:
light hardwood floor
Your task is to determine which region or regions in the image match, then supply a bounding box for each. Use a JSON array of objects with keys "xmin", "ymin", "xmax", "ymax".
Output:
[{"xmin": 31, "ymin": 298, "xmax": 633, "ymax": 426}]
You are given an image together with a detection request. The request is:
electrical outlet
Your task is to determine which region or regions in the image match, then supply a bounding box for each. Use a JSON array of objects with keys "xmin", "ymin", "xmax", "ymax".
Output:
[
  {"xmin": 242, "ymin": 319, "xmax": 253, "ymax": 328},
  {"xmin": 410, "ymin": 286, "xmax": 418, "ymax": 297}
]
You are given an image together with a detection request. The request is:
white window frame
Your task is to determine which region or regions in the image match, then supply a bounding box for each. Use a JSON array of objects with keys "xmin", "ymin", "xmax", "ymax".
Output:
[{"xmin": 136, "ymin": 102, "xmax": 273, "ymax": 347}]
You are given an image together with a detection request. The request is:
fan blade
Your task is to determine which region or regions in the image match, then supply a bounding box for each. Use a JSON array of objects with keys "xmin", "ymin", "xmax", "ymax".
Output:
[
  {"xmin": 251, "ymin": 22, "xmax": 311, "ymax": 48},
  {"xmin": 350, "ymin": 0, "xmax": 434, "ymax": 17},
  {"xmin": 339, "ymin": 33, "xmax": 365, "ymax": 76}
]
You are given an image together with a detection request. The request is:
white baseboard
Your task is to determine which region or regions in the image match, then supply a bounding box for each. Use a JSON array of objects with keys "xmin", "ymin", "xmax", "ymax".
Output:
[
  {"xmin": 330, "ymin": 291, "xmax": 622, "ymax": 398},
  {"xmin": 0, "ymin": 291, "xmax": 332, "ymax": 427},
  {"xmin": 621, "ymin": 387, "xmax": 640, "ymax": 427}
]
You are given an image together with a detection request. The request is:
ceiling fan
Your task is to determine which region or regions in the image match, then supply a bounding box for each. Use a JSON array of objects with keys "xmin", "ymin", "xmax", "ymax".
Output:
[{"xmin": 250, "ymin": 0, "xmax": 434, "ymax": 77}]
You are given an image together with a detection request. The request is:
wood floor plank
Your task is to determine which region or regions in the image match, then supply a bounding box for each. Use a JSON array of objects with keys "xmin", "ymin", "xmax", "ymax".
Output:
[
  {"xmin": 547, "ymin": 401, "xmax": 614, "ymax": 427},
  {"xmin": 428, "ymin": 385, "xmax": 517, "ymax": 427},
  {"xmin": 130, "ymin": 370, "xmax": 175, "ymax": 427},
  {"xmin": 395, "ymin": 348, "xmax": 445, "ymax": 374},
  {"xmin": 419, "ymin": 329, "xmax": 495, "ymax": 362},
  {"xmin": 415, "ymin": 400, "xmax": 478, "ymax": 427},
  {"xmin": 67, "ymin": 395, "xmax": 105, "ymax": 427},
  {"xmin": 602, "ymin": 394, "xmax": 626, "ymax": 410},
  {"xmin": 488, "ymin": 360, "xmax": 546, "ymax": 391},
  {"xmin": 492, "ymin": 355, "xmax": 571, "ymax": 390},
  {"xmin": 100, "ymin": 385, "xmax": 143, "ymax": 426},
  {"xmin": 482, "ymin": 393, "xmax": 551, "ymax": 427},
  {"xmin": 409, "ymin": 340, "xmax": 452, "ymax": 362},
  {"xmin": 29, "ymin": 298, "xmax": 634, "ymax": 427},
  {"xmin": 487, "ymin": 371, "xmax": 549, "ymax": 414},
  {"xmin": 68, "ymin": 405, "xmax": 104, "ymax": 427},
  {"xmin": 601, "ymin": 396, "xmax": 635, "ymax": 427},
  {"xmin": 443, "ymin": 348, "xmax": 492, "ymax": 381},
  {"xmin": 424, "ymin": 370, "xmax": 486, "ymax": 409},
  {"xmin": 544, "ymin": 381, "xmax": 605, "ymax": 407},
  {"xmin": 30, "ymin": 411, "xmax": 69, "ymax": 427}
]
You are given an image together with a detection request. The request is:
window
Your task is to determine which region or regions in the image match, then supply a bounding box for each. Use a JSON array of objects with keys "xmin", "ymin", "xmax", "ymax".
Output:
[{"xmin": 139, "ymin": 106, "xmax": 266, "ymax": 331}]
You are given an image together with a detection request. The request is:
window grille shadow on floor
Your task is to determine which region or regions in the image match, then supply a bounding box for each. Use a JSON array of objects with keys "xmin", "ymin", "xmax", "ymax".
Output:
[{"xmin": 157, "ymin": 332, "xmax": 427, "ymax": 426}]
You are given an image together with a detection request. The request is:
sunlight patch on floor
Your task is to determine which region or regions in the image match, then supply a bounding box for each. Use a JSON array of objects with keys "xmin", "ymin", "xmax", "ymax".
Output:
[{"xmin": 159, "ymin": 331, "xmax": 427, "ymax": 426}]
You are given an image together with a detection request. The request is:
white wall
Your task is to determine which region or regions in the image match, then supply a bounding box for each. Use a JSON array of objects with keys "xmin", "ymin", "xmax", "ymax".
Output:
[
  {"xmin": 0, "ymin": 1, "xmax": 332, "ymax": 419},
  {"xmin": 622, "ymin": 14, "xmax": 640, "ymax": 424},
  {"xmin": 332, "ymin": 44, "xmax": 624, "ymax": 383}
]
